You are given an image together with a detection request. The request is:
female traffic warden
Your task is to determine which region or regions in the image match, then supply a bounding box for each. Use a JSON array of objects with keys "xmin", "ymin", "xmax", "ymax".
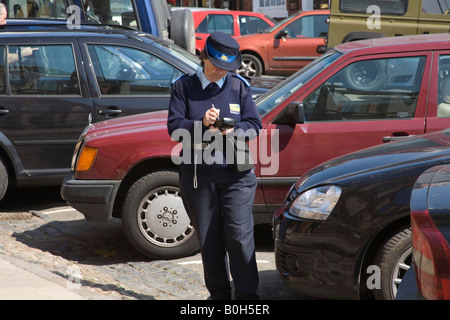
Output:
[{"xmin": 167, "ymin": 32, "xmax": 262, "ymax": 300}]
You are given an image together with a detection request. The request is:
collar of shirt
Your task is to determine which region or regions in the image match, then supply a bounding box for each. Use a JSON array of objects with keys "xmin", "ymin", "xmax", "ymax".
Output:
[{"xmin": 197, "ymin": 71, "xmax": 225, "ymax": 90}]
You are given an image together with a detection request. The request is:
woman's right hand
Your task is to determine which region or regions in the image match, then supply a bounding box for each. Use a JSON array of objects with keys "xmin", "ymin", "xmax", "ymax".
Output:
[{"xmin": 203, "ymin": 107, "xmax": 220, "ymax": 127}]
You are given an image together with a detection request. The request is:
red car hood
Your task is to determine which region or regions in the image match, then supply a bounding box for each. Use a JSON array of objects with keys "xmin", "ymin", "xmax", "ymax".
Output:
[{"xmin": 88, "ymin": 111, "xmax": 169, "ymax": 135}]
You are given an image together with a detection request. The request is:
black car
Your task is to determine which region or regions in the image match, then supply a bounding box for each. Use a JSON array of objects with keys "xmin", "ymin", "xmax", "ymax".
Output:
[
  {"xmin": 0, "ymin": 27, "xmax": 201, "ymax": 202},
  {"xmin": 274, "ymin": 129, "xmax": 450, "ymax": 300},
  {"xmin": 397, "ymin": 164, "xmax": 450, "ymax": 300}
]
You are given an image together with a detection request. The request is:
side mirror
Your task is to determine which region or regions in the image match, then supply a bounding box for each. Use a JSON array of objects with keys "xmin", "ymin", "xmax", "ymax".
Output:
[
  {"xmin": 316, "ymin": 45, "xmax": 329, "ymax": 54},
  {"xmin": 272, "ymin": 102, "xmax": 305, "ymax": 126},
  {"xmin": 275, "ymin": 29, "xmax": 288, "ymax": 39}
]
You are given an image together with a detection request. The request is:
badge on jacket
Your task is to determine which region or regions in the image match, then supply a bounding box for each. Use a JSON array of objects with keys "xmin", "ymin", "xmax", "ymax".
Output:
[{"xmin": 229, "ymin": 104, "xmax": 240, "ymax": 114}]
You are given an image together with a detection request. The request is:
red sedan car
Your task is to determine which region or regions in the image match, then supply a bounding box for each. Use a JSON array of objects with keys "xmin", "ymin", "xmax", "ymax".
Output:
[
  {"xmin": 235, "ymin": 10, "xmax": 329, "ymax": 76},
  {"xmin": 192, "ymin": 9, "xmax": 275, "ymax": 55},
  {"xmin": 62, "ymin": 33, "xmax": 450, "ymax": 261}
]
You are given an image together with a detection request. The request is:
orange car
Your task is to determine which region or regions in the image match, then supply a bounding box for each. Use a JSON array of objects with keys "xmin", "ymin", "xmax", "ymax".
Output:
[
  {"xmin": 192, "ymin": 9, "xmax": 275, "ymax": 55},
  {"xmin": 235, "ymin": 10, "xmax": 329, "ymax": 77}
]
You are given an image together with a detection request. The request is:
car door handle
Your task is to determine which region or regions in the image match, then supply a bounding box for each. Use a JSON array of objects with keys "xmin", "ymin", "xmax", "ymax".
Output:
[
  {"xmin": 98, "ymin": 108, "xmax": 123, "ymax": 117},
  {"xmin": 0, "ymin": 108, "xmax": 9, "ymax": 116},
  {"xmin": 383, "ymin": 133, "xmax": 414, "ymax": 143}
]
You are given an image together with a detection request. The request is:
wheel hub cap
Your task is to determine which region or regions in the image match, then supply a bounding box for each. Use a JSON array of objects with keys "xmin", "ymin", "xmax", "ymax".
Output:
[{"xmin": 137, "ymin": 187, "xmax": 194, "ymax": 248}]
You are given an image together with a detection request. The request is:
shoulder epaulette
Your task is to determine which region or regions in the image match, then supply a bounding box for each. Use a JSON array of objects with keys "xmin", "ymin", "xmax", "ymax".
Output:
[{"xmin": 230, "ymin": 73, "xmax": 251, "ymax": 87}]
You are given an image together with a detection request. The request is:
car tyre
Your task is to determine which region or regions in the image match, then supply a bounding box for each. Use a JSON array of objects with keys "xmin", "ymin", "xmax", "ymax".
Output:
[
  {"xmin": 238, "ymin": 53, "xmax": 263, "ymax": 77},
  {"xmin": 121, "ymin": 170, "xmax": 199, "ymax": 259},
  {"xmin": 343, "ymin": 59, "xmax": 386, "ymax": 91},
  {"xmin": 373, "ymin": 226, "xmax": 412, "ymax": 300},
  {"xmin": 170, "ymin": 9, "xmax": 195, "ymax": 54}
]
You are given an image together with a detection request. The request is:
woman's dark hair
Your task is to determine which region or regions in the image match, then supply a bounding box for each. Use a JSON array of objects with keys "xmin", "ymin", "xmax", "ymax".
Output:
[{"xmin": 199, "ymin": 49, "xmax": 207, "ymax": 68}]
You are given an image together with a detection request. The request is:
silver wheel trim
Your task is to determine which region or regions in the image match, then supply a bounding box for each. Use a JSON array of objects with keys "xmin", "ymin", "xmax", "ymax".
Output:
[
  {"xmin": 137, "ymin": 186, "xmax": 195, "ymax": 248},
  {"xmin": 238, "ymin": 59, "xmax": 257, "ymax": 77},
  {"xmin": 392, "ymin": 247, "xmax": 412, "ymax": 298}
]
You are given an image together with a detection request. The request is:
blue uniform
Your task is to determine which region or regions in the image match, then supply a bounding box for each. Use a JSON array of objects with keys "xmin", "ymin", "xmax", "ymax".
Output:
[{"xmin": 167, "ymin": 72, "xmax": 262, "ymax": 299}]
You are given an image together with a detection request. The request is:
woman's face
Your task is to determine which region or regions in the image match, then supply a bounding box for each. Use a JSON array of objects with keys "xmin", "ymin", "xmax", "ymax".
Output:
[
  {"xmin": 0, "ymin": 8, "xmax": 6, "ymax": 25},
  {"xmin": 203, "ymin": 58, "xmax": 227, "ymax": 82}
]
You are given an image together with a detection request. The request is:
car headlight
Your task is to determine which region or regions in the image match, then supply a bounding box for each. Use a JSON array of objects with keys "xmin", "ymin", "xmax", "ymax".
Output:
[{"xmin": 288, "ymin": 185, "xmax": 341, "ymax": 220}]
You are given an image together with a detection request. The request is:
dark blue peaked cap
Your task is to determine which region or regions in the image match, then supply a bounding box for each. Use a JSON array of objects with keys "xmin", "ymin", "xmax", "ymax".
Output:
[{"xmin": 205, "ymin": 32, "xmax": 242, "ymax": 71}]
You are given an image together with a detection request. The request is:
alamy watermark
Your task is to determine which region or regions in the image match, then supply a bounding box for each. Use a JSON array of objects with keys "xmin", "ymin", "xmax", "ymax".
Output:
[
  {"xmin": 66, "ymin": 5, "xmax": 81, "ymax": 30},
  {"xmin": 66, "ymin": 264, "xmax": 82, "ymax": 290},
  {"xmin": 367, "ymin": 5, "xmax": 381, "ymax": 30},
  {"xmin": 366, "ymin": 265, "xmax": 381, "ymax": 290},
  {"xmin": 170, "ymin": 123, "xmax": 279, "ymax": 175}
]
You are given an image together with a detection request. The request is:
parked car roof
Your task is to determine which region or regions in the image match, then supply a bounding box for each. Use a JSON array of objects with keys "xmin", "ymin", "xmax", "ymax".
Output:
[{"xmin": 334, "ymin": 32, "xmax": 450, "ymax": 53}]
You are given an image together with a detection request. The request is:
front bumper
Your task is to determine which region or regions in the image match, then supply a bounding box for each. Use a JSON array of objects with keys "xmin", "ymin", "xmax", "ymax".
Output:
[
  {"xmin": 273, "ymin": 208, "xmax": 362, "ymax": 300},
  {"xmin": 60, "ymin": 172, "xmax": 121, "ymax": 223}
]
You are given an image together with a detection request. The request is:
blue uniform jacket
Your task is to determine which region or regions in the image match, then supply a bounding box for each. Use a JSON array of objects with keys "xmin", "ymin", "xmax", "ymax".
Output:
[{"xmin": 167, "ymin": 73, "xmax": 262, "ymax": 170}]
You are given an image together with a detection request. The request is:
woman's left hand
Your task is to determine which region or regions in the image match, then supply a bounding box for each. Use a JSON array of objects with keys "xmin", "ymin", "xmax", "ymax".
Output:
[{"xmin": 209, "ymin": 126, "xmax": 234, "ymax": 135}]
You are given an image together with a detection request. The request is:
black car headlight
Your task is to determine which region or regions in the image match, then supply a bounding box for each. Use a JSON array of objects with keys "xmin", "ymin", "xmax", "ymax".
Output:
[{"xmin": 288, "ymin": 185, "xmax": 341, "ymax": 220}]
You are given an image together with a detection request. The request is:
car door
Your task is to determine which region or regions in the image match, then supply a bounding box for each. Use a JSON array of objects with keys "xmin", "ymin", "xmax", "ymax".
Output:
[
  {"xmin": 260, "ymin": 52, "xmax": 432, "ymax": 210},
  {"xmin": 0, "ymin": 37, "xmax": 93, "ymax": 176},
  {"xmin": 266, "ymin": 13, "xmax": 328, "ymax": 71},
  {"xmin": 80, "ymin": 39, "xmax": 186, "ymax": 122},
  {"xmin": 424, "ymin": 51, "xmax": 450, "ymax": 132}
]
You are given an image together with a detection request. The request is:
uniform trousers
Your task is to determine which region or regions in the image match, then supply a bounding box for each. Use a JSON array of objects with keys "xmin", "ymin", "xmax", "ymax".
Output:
[{"xmin": 179, "ymin": 166, "xmax": 259, "ymax": 299}]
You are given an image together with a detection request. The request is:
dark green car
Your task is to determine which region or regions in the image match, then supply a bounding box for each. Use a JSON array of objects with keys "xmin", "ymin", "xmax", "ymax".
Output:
[{"xmin": 328, "ymin": 0, "xmax": 450, "ymax": 48}]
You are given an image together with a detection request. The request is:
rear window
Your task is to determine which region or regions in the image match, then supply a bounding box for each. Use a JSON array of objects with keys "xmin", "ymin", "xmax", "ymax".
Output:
[
  {"xmin": 340, "ymin": 0, "xmax": 408, "ymax": 15},
  {"xmin": 196, "ymin": 14, "xmax": 234, "ymax": 35}
]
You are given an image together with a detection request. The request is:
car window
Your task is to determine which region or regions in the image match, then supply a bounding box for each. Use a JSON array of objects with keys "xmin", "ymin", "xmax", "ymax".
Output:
[
  {"xmin": 87, "ymin": 44, "xmax": 184, "ymax": 95},
  {"xmin": 267, "ymin": 12, "xmax": 299, "ymax": 33},
  {"xmin": 165, "ymin": 43, "xmax": 202, "ymax": 71},
  {"xmin": 257, "ymin": 49, "xmax": 341, "ymax": 117},
  {"xmin": 0, "ymin": 47, "xmax": 5, "ymax": 94},
  {"xmin": 196, "ymin": 16, "xmax": 207, "ymax": 33},
  {"xmin": 285, "ymin": 14, "xmax": 328, "ymax": 38},
  {"xmin": 303, "ymin": 56, "xmax": 426, "ymax": 121},
  {"xmin": 437, "ymin": 55, "xmax": 450, "ymax": 118},
  {"xmin": 238, "ymin": 15, "xmax": 271, "ymax": 35},
  {"xmin": 201, "ymin": 14, "xmax": 234, "ymax": 35},
  {"xmin": 8, "ymin": 0, "xmax": 69, "ymax": 18},
  {"xmin": 83, "ymin": 0, "xmax": 137, "ymax": 26},
  {"xmin": 8, "ymin": 0, "xmax": 141, "ymax": 29},
  {"xmin": 339, "ymin": 0, "xmax": 408, "ymax": 15},
  {"xmin": 8, "ymin": 44, "xmax": 80, "ymax": 95},
  {"xmin": 422, "ymin": 0, "xmax": 450, "ymax": 14}
]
